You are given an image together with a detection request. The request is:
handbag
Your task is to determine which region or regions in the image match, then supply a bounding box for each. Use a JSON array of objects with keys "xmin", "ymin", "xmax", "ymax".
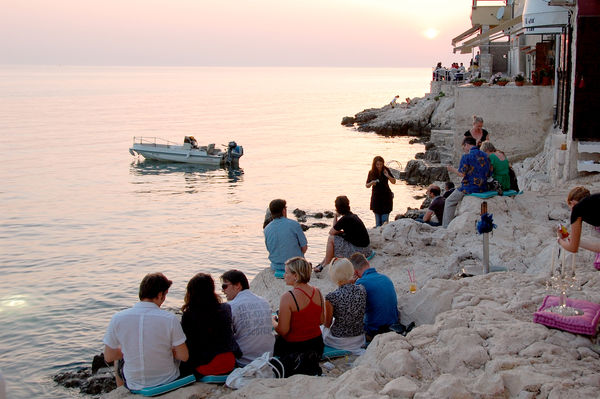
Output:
[{"xmin": 225, "ymin": 352, "xmax": 283, "ymax": 389}]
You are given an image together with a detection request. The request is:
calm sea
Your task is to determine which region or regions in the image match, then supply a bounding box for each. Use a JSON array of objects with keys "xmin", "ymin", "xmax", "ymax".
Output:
[{"xmin": 0, "ymin": 66, "xmax": 430, "ymax": 398}]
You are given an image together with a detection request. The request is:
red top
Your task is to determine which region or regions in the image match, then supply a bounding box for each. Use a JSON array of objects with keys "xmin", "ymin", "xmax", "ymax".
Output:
[{"xmin": 285, "ymin": 287, "xmax": 322, "ymax": 342}]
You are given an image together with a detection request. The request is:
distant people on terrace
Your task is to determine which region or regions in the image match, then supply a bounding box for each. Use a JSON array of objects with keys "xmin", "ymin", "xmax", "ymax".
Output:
[
  {"xmin": 558, "ymin": 187, "xmax": 600, "ymax": 256},
  {"xmin": 480, "ymin": 141, "xmax": 510, "ymax": 192},
  {"xmin": 366, "ymin": 156, "xmax": 396, "ymax": 227},
  {"xmin": 272, "ymin": 257, "xmax": 324, "ymax": 376},
  {"xmin": 221, "ymin": 270, "xmax": 274, "ymax": 367},
  {"xmin": 322, "ymin": 257, "xmax": 367, "ymax": 354},
  {"xmin": 264, "ymin": 198, "xmax": 308, "ymax": 272},
  {"xmin": 179, "ymin": 273, "xmax": 241, "ymax": 378},
  {"xmin": 443, "ymin": 136, "xmax": 491, "ymax": 228},
  {"xmin": 314, "ymin": 195, "xmax": 371, "ymax": 272},
  {"xmin": 416, "ymin": 184, "xmax": 444, "ymax": 226},
  {"xmin": 464, "ymin": 115, "xmax": 489, "ymax": 147},
  {"xmin": 350, "ymin": 253, "xmax": 399, "ymax": 341}
]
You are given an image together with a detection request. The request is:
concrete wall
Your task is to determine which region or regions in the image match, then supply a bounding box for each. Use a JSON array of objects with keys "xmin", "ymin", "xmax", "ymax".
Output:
[{"xmin": 453, "ymin": 85, "xmax": 554, "ymax": 164}]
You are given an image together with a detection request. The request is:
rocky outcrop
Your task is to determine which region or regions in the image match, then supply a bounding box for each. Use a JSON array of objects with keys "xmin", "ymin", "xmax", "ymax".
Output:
[
  {"xmin": 342, "ymin": 94, "xmax": 453, "ymax": 137},
  {"xmin": 402, "ymin": 159, "xmax": 449, "ymax": 185}
]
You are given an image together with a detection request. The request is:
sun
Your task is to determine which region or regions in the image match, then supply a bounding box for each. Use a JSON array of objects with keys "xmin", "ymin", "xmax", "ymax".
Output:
[{"xmin": 423, "ymin": 28, "xmax": 440, "ymax": 39}]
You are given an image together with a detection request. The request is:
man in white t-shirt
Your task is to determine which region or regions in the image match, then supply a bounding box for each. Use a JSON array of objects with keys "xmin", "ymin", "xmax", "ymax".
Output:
[
  {"xmin": 103, "ymin": 273, "xmax": 189, "ymax": 390},
  {"xmin": 221, "ymin": 270, "xmax": 274, "ymax": 366}
]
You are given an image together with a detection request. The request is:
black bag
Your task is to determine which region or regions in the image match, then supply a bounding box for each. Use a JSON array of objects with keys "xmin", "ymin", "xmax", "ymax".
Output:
[{"xmin": 508, "ymin": 166, "xmax": 519, "ymax": 192}]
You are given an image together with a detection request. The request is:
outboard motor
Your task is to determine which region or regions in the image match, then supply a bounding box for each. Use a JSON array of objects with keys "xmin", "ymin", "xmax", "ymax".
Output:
[{"xmin": 226, "ymin": 141, "xmax": 243, "ymax": 164}]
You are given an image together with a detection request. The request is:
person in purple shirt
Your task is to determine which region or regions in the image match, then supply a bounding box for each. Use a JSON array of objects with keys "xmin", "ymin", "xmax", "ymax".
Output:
[{"xmin": 442, "ymin": 136, "xmax": 490, "ymax": 228}]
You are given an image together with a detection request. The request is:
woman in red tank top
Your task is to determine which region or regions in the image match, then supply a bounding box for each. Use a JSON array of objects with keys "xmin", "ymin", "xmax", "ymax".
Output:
[{"xmin": 272, "ymin": 257, "xmax": 325, "ymax": 376}]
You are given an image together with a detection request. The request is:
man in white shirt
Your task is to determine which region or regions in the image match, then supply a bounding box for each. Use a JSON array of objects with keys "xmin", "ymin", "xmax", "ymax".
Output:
[
  {"xmin": 103, "ymin": 273, "xmax": 189, "ymax": 390},
  {"xmin": 221, "ymin": 270, "xmax": 274, "ymax": 366}
]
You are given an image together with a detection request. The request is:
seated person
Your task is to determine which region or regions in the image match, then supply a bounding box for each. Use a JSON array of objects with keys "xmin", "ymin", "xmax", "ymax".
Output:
[
  {"xmin": 272, "ymin": 257, "xmax": 324, "ymax": 376},
  {"xmin": 264, "ymin": 199, "xmax": 308, "ymax": 272},
  {"xmin": 480, "ymin": 141, "xmax": 510, "ymax": 191},
  {"xmin": 416, "ymin": 185, "xmax": 444, "ymax": 226},
  {"xmin": 314, "ymin": 195, "xmax": 371, "ymax": 272},
  {"xmin": 443, "ymin": 181, "xmax": 455, "ymax": 199},
  {"xmin": 443, "ymin": 136, "xmax": 490, "ymax": 228},
  {"xmin": 221, "ymin": 270, "xmax": 275, "ymax": 367},
  {"xmin": 350, "ymin": 253, "xmax": 399, "ymax": 341},
  {"xmin": 180, "ymin": 273, "xmax": 241, "ymax": 377},
  {"xmin": 322, "ymin": 258, "xmax": 366, "ymax": 354},
  {"xmin": 103, "ymin": 273, "xmax": 189, "ymax": 390},
  {"xmin": 558, "ymin": 187, "xmax": 600, "ymax": 255}
]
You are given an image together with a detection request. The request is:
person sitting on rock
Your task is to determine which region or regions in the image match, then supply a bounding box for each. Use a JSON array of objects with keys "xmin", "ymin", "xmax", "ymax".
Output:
[
  {"xmin": 350, "ymin": 253, "xmax": 398, "ymax": 341},
  {"xmin": 443, "ymin": 136, "xmax": 491, "ymax": 228},
  {"xmin": 443, "ymin": 181, "xmax": 455, "ymax": 199},
  {"xmin": 558, "ymin": 187, "xmax": 600, "ymax": 257},
  {"xmin": 390, "ymin": 95, "xmax": 400, "ymax": 108},
  {"xmin": 264, "ymin": 199, "xmax": 308, "ymax": 273},
  {"xmin": 314, "ymin": 196, "xmax": 371, "ymax": 272},
  {"xmin": 220, "ymin": 270, "xmax": 274, "ymax": 367},
  {"xmin": 322, "ymin": 257, "xmax": 367, "ymax": 354},
  {"xmin": 416, "ymin": 185, "xmax": 444, "ymax": 226},
  {"xmin": 464, "ymin": 115, "xmax": 489, "ymax": 148},
  {"xmin": 103, "ymin": 273, "xmax": 189, "ymax": 390},
  {"xmin": 480, "ymin": 141, "xmax": 510, "ymax": 192}
]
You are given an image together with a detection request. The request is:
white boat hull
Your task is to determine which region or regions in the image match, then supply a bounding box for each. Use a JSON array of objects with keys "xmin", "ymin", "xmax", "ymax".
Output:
[{"xmin": 129, "ymin": 137, "xmax": 243, "ymax": 166}]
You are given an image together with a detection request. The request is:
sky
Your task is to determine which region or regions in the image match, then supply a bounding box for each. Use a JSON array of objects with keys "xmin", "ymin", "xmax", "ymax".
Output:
[{"xmin": 1, "ymin": 0, "xmax": 475, "ymax": 67}]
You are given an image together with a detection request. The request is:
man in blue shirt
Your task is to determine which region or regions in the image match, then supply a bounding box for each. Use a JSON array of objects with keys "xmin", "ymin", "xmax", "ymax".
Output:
[
  {"xmin": 264, "ymin": 199, "xmax": 308, "ymax": 272},
  {"xmin": 442, "ymin": 136, "xmax": 490, "ymax": 228},
  {"xmin": 350, "ymin": 252, "xmax": 399, "ymax": 340}
]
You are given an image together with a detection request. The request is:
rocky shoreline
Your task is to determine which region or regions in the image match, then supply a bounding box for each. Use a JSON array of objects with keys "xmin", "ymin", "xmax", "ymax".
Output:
[{"xmin": 55, "ymin": 89, "xmax": 600, "ymax": 398}]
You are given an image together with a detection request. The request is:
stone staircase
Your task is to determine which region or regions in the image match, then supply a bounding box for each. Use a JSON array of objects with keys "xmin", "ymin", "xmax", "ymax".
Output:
[{"xmin": 427, "ymin": 129, "xmax": 455, "ymax": 165}]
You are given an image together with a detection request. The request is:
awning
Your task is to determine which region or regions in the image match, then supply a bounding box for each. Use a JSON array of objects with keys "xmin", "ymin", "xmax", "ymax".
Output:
[
  {"xmin": 522, "ymin": 0, "xmax": 569, "ymax": 34},
  {"xmin": 453, "ymin": 15, "xmax": 522, "ymax": 53},
  {"xmin": 451, "ymin": 25, "xmax": 481, "ymax": 46}
]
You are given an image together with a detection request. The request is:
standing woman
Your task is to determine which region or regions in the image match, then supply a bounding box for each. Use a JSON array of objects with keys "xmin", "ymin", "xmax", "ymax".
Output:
[
  {"xmin": 464, "ymin": 115, "xmax": 490, "ymax": 147},
  {"xmin": 366, "ymin": 156, "xmax": 396, "ymax": 227},
  {"xmin": 180, "ymin": 273, "xmax": 241, "ymax": 377},
  {"xmin": 272, "ymin": 257, "xmax": 324, "ymax": 376}
]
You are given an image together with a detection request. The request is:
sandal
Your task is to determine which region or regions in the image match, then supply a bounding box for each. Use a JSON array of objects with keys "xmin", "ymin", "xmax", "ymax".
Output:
[{"xmin": 313, "ymin": 263, "xmax": 324, "ymax": 273}]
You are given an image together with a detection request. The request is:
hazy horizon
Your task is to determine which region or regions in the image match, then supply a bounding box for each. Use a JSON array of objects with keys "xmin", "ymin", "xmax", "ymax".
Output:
[{"xmin": 2, "ymin": 0, "xmax": 477, "ymax": 68}]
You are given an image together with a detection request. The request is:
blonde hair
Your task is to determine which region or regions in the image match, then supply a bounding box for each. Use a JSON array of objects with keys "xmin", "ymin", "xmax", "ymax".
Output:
[
  {"xmin": 285, "ymin": 257, "xmax": 312, "ymax": 284},
  {"xmin": 480, "ymin": 141, "xmax": 496, "ymax": 153},
  {"xmin": 328, "ymin": 258, "xmax": 354, "ymax": 285},
  {"xmin": 473, "ymin": 115, "xmax": 484, "ymax": 124},
  {"xmin": 567, "ymin": 186, "xmax": 590, "ymax": 203}
]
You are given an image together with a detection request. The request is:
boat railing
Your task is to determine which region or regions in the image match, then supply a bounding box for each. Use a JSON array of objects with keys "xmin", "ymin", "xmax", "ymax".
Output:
[{"xmin": 132, "ymin": 136, "xmax": 179, "ymax": 147}]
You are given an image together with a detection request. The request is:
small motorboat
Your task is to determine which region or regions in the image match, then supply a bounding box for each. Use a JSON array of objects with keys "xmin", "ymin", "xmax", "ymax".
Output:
[{"xmin": 129, "ymin": 136, "xmax": 243, "ymax": 166}]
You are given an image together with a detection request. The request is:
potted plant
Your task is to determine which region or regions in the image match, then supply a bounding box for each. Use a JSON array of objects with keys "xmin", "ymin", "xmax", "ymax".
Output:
[
  {"xmin": 497, "ymin": 77, "xmax": 510, "ymax": 86},
  {"xmin": 471, "ymin": 78, "xmax": 487, "ymax": 87},
  {"xmin": 514, "ymin": 74, "xmax": 525, "ymax": 86}
]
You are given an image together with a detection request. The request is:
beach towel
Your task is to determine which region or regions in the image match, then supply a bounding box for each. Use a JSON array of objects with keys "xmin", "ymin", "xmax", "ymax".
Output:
[
  {"xmin": 198, "ymin": 374, "xmax": 229, "ymax": 384},
  {"xmin": 274, "ymin": 270, "xmax": 285, "ymax": 279},
  {"xmin": 129, "ymin": 374, "xmax": 195, "ymax": 397},
  {"xmin": 321, "ymin": 345, "xmax": 352, "ymax": 360},
  {"xmin": 467, "ymin": 190, "xmax": 521, "ymax": 199}
]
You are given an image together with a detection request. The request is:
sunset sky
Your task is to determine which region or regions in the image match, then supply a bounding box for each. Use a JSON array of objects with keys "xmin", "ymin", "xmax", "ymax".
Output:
[{"xmin": 2, "ymin": 0, "xmax": 475, "ymax": 67}]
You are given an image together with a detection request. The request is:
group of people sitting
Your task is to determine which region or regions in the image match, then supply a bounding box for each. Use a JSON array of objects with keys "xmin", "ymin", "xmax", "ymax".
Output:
[
  {"xmin": 263, "ymin": 196, "xmax": 373, "ymax": 274},
  {"xmin": 103, "ymin": 250, "xmax": 400, "ymax": 390},
  {"xmin": 442, "ymin": 115, "xmax": 517, "ymax": 227},
  {"xmin": 433, "ymin": 61, "xmax": 467, "ymax": 82}
]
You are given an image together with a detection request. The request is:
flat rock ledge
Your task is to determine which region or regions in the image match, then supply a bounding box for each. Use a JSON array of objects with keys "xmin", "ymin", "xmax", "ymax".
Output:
[{"xmin": 341, "ymin": 94, "xmax": 454, "ymax": 137}]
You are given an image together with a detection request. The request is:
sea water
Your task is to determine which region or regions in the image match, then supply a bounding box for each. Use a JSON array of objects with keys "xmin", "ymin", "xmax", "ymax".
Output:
[{"xmin": 0, "ymin": 66, "xmax": 430, "ymax": 398}]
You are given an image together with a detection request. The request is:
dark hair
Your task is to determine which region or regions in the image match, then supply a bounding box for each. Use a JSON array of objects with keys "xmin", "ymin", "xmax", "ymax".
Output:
[
  {"xmin": 349, "ymin": 252, "xmax": 369, "ymax": 271},
  {"xmin": 463, "ymin": 136, "xmax": 477, "ymax": 146},
  {"xmin": 181, "ymin": 273, "xmax": 220, "ymax": 313},
  {"xmin": 269, "ymin": 199, "xmax": 286, "ymax": 218},
  {"xmin": 370, "ymin": 156, "xmax": 386, "ymax": 178},
  {"xmin": 139, "ymin": 273, "xmax": 172, "ymax": 300},
  {"xmin": 221, "ymin": 270, "xmax": 249, "ymax": 290},
  {"xmin": 335, "ymin": 195, "xmax": 351, "ymax": 215},
  {"xmin": 445, "ymin": 181, "xmax": 455, "ymax": 190},
  {"xmin": 429, "ymin": 185, "xmax": 441, "ymax": 197}
]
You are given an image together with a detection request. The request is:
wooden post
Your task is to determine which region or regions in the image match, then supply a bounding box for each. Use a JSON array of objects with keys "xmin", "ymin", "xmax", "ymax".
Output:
[{"xmin": 482, "ymin": 201, "xmax": 489, "ymax": 274}]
